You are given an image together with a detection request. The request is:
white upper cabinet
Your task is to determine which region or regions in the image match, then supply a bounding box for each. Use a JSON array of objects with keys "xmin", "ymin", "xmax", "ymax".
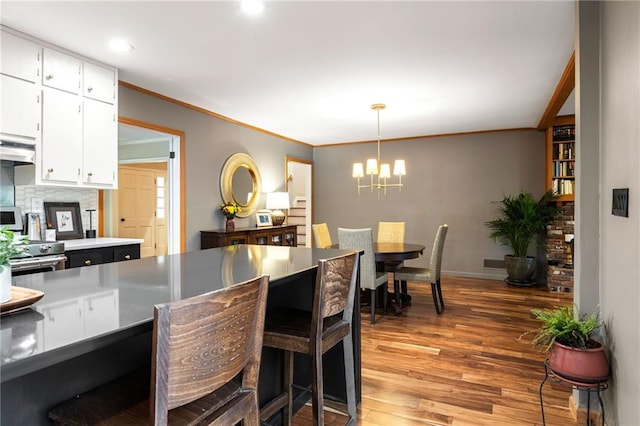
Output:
[
  {"xmin": 83, "ymin": 62, "xmax": 115, "ymax": 104},
  {"xmin": 0, "ymin": 74, "xmax": 40, "ymax": 141},
  {"xmin": 42, "ymin": 48, "xmax": 81, "ymax": 94},
  {"xmin": 83, "ymin": 99, "xmax": 117, "ymax": 186},
  {"xmin": 0, "ymin": 32, "xmax": 40, "ymax": 82},
  {"xmin": 41, "ymin": 87, "xmax": 82, "ymax": 184},
  {"xmin": 6, "ymin": 29, "xmax": 119, "ymax": 189},
  {"xmin": 0, "ymin": 32, "xmax": 41, "ymax": 143}
]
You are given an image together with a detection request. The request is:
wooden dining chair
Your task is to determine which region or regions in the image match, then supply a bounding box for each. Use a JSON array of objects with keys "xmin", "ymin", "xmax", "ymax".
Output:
[
  {"xmin": 338, "ymin": 227, "xmax": 388, "ymax": 324},
  {"xmin": 48, "ymin": 274, "xmax": 270, "ymax": 426},
  {"xmin": 377, "ymin": 221, "xmax": 406, "ymax": 305},
  {"xmin": 394, "ymin": 224, "xmax": 448, "ymax": 314},
  {"xmin": 312, "ymin": 223, "xmax": 333, "ymax": 248},
  {"xmin": 259, "ymin": 251, "xmax": 359, "ymax": 426}
]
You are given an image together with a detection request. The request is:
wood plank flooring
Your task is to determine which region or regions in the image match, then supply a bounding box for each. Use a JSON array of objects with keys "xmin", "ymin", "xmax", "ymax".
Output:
[{"xmin": 292, "ymin": 275, "xmax": 577, "ymax": 425}]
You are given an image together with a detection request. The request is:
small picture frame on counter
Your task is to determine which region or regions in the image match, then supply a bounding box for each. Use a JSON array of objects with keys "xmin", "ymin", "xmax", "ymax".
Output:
[{"xmin": 44, "ymin": 202, "xmax": 84, "ymax": 240}]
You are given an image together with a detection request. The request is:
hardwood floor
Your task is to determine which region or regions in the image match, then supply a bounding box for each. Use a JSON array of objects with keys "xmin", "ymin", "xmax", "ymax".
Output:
[{"xmin": 293, "ymin": 275, "xmax": 577, "ymax": 425}]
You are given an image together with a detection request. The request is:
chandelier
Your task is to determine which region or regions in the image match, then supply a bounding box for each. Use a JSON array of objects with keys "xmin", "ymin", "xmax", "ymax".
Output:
[{"xmin": 352, "ymin": 103, "xmax": 406, "ymax": 195}]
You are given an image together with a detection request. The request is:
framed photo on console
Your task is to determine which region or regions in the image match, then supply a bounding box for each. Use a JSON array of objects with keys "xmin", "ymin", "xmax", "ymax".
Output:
[
  {"xmin": 44, "ymin": 202, "xmax": 84, "ymax": 240},
  {"xmin": 255, "ymin": 210, "xmax": 272, "ymax": 227}
]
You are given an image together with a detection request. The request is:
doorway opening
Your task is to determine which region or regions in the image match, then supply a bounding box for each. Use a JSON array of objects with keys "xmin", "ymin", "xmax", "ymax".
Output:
[
  {"xmin": 100, "ymin": 117, "xmax": 185, "ymax": 255},
  {"xmin": 285, "ymin": 157, "xmax": 313, "ymax": 247}
]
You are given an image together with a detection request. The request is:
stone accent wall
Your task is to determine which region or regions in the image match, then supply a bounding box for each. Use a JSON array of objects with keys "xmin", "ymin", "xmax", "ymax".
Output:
[{"xmin": 546, "ymin": 202, "xmax": 575, "ymax": 291}]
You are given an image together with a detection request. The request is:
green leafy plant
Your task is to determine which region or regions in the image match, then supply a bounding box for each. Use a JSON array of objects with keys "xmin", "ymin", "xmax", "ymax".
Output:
[
  {"xmin": 485, "ymin": 190, "xmax": 559, "ymax": 258},
  {"xmin": 219, "ymin": 201, "xmax": 241, "ymax": 219},
  {"xmin": 525, "ymin": 305, "xmax": 603, "ymax": 352},
  {"xmin": 0, "ymin": 227, "xmax": 28, "ymax": 273}
]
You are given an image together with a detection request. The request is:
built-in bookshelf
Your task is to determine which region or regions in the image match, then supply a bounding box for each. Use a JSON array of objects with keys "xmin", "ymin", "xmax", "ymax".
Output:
[{"xmin": 546, "ymin": 115, "xmax": 575, "ymax": 201}]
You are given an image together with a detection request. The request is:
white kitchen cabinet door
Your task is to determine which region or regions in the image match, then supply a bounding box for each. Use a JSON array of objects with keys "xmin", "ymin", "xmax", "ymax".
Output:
[
  {"xmin": 83, "ymin": 290, "xmax": 119, "ymax": 337},
  {"xmin": 0, "ymin": 31, "xmax": 40, "ymax": 82},
  {"xmin": 0, "ymin": 75, "xmax": 39, "ymax": 141},
  {"xmin": 42, "ymin": 48, "xmax": 80, "ymax": 94},
  {"xmin": 41, "ymin": 87, "xmax": 82, "ymax": 184},
  {"xmin": 83, "ymin": 99, "xmax": 117, "ymax": 187},
  {"xmin": 83, "ymin": 62, "xmax": 115, "ymax": 104}
]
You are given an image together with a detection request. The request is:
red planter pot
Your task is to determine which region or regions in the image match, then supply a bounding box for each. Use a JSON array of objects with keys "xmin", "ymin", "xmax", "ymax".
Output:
[{"xmin": 549, "ymin": 340, "xmax": 610, "ymax": 383}]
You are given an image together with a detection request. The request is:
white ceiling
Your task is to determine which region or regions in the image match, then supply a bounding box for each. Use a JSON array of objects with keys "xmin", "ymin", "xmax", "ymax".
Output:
[{"xmin": 1, "ymin": 1, "xmax": 575, "ymax": 146}]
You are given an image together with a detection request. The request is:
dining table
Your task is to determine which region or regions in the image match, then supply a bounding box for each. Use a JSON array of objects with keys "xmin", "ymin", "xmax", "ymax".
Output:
[
  {"xmin": 333, "ymin": 242, "xmax": 426, "ymax": 314},
  {"xmin": 373, "ymin": 242, "xmax": 425, "ymax": 313}
]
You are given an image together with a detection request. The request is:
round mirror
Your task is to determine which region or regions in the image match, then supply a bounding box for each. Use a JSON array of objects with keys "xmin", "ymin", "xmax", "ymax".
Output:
[{"xmin": 220, "ymin": 153, "xmax": 262, "ymax": 217}]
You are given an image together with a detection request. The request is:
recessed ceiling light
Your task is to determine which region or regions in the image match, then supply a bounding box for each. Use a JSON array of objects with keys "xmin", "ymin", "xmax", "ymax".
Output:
[
  {"xmin": 109, "ymin": 39, "xmax": 134, "ymax": 53},
  {"xmin": 240, "ymin": 0, "xmax": 265, "ymax": 16}
]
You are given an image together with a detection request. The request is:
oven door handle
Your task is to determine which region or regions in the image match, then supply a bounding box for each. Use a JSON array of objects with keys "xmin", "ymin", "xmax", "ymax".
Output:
[{"xmin": 9, "ymin": 255, "xmax": 67, "ymax": 272}]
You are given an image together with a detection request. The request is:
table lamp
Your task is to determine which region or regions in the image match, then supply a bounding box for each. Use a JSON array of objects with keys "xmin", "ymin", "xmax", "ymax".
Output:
[{"xmin": 266, "ymin": 192, "xmax": 290, "ymax": 226}]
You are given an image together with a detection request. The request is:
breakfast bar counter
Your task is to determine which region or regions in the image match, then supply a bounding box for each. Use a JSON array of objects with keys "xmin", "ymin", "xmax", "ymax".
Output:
[{"xmin": 1, "ymin": 245, "xmax": 360, "ymax": 425}]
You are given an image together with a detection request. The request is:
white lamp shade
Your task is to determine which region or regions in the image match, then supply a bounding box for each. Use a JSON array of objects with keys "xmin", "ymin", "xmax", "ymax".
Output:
[
  {"xmin": 393, "ymin": 159, "xmax": 406, "ymax": 176},
  {"xmin": 352, "ymin": 163, "xmax": 364, "ymax": 178},
  {"xmin": 366, "ymin": 159, "xmax": 378, "ymax": 175},
  {"xmin": 379, "ymin": 163, "xmax": 391, "ymax": 179},
  {"xmin": 266, "ymin": 192, "xmax": 290, "ymax": 210}
]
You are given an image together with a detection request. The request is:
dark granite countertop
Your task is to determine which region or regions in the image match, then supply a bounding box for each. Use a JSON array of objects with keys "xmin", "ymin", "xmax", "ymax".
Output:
[{"xmin": 1, "ymin": 245, "xmax": 353, "ymax": 382}]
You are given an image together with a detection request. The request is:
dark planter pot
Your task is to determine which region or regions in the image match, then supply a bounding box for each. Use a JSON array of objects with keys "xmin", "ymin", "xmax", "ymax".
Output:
[
  {"xmin": 549, "ymin": 340, "xmax": 610, "ymax": 383},
  {"xmin": 504, "ymin": 255, "xmax": 537, "ymax": 284}
]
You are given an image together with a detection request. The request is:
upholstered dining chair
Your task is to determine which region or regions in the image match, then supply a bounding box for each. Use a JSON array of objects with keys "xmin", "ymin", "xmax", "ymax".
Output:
[
  {"xmin": 394, "ymin": 224, "xmax": 448, "ymax": 314},
  {"xmin": 312, "ymin": 222, "xmax": 333, "ymax": 248},
  {"xmin": 377, "ymin": 221, "xmax": 406, "ymax": 305},
  {"xmin": 338, "ymin": 227, "xmax": 388, "ymax": 324},
  {"xmin": 48, "ymin": 274, "xmax": 270, "ymax": 426},
  {"xmin": 259, "ymin": 252, "xmax": 359, "ymax": 426},
  {"xmin": 377, "ymin": 221, "xmax": 405, "ymax": 243}
]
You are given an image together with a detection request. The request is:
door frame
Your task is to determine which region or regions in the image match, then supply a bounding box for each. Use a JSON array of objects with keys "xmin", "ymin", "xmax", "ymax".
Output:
[
  {"xmin": 285, "ymin": 156, "xmax": 313, "ymax": 247},
  {"xmin": 98, "ymin": 116, "xmax": 186, "ymax": 253}
]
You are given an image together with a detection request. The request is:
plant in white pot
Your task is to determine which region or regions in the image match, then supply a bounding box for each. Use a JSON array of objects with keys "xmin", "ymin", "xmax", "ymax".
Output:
[
  {"xmin": 0, "ymin": 227, "xmax": 27, "ymax": 303},
  {"xmin": 525, "ymin": 305, "xmax": 610, "ymax": 382},
  {"xmin": 485, "ymin": 190, "xmax": 559, "ymax": 284}
]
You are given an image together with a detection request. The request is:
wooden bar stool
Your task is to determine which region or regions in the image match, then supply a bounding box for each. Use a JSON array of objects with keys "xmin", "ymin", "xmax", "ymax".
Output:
[
  {"xmin": 259, "ymin": 252, "xmax": 359, "ymax": 426},
  {"xmin": 48, "ymin": 274, "xmax": 269, "ymax": 426}
]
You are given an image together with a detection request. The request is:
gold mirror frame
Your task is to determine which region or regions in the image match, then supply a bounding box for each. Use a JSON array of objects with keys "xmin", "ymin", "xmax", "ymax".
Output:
[{"xmin": 220, "ymin": 153, "xmax": 262, "ymax": 218}]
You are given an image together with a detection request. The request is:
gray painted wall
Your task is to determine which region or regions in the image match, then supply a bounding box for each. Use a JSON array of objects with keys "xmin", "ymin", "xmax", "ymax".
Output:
[
  {"xmin": 312, "ymin": 130, "xmax": 546, "ymax": 279},
  {"xmin": 593, "ymin": 1, "xmax": 639, "ymax": 424},
  {"xmin": 117, "ymin": 86, "xmax": 313, "ymax": 252}
]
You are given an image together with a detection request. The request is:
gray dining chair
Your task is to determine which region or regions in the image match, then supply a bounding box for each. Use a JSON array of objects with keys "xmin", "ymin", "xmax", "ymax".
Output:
[
  {"xmin": 338, "ymin": 227, "xmax": 388, "ymax": 324},
  {"xmin": 394, "ymin": 224, "xmax": 448, "ymax": 314}
]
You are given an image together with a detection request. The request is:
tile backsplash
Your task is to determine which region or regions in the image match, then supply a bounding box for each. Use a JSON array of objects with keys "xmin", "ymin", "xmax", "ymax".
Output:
[{"xmin": 14, "ymin": 186, "xmax": 98, "ymax": 237}]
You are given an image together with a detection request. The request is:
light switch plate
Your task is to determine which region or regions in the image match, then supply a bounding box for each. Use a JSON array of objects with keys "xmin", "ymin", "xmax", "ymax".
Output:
[{"xmin": 612, "ymin": 188, "xmax": 629, "ymax": 217}]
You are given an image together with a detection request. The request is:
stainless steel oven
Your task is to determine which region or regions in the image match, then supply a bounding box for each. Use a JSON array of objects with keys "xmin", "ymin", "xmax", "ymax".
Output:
[{"xmin": 9, "ymin": 241, "xmax": 66, "ymax": 276}]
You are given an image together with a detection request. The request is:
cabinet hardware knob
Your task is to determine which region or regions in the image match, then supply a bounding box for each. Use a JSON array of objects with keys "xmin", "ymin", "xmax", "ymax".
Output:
[
  {"xmin": 45, "ymin": 74, "xmax": 54, "ymax": 80},
  {"xmin": 124, "ymin": 254, "xmax": 131, "ymax": 260},
  {"xmin": 85, "ymin": 260, "xmax": 92, "ymax": 266},
  {"xmin": 87, "ymin": 86, "xmax": 93, "ymax": 93},
  {"xmin": 120, "ymin": 218, "xmax": 125, "ymax": 222},
  {"xmin": 47, "ymin": 168, "xmax": 54, "ymax": 173},
  {"xmin": 88, "ymin": 172, "xmax": 93, "ymax": 177}
]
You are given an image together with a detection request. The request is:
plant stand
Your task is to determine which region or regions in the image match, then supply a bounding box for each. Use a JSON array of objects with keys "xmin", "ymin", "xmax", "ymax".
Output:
[{"xmin": 539, "ymin": 359, "xmax": 609, "ymax": 426}]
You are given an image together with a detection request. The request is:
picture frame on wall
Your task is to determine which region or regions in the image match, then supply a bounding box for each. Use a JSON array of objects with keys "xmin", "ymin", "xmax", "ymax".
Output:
[
  {"xmin": 255, "ymin": 210, "xmax": 272, "ymax": 227},
  {"xmin": 44, "ymin": 202, "xmax": 84, "ymax": 240}
]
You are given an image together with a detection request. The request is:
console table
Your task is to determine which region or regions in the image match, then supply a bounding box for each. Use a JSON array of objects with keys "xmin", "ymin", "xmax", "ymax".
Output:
[{"xmin": 201, "ymin": 225, "xmax": 297, "ymax": 249}]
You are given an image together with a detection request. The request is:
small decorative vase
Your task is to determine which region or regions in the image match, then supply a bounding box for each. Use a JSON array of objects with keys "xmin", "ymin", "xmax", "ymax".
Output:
[
  {"xmin": 226, "ymin": 218, "xmax": 235, "ymax": 232},
  {"xmin": 1, "ymin": 266, "xmax": 12, "ymax": 304}
]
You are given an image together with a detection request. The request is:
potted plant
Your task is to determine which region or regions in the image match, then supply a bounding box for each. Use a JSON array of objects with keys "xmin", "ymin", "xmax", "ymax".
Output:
[
  {"xmin": 0, "ymin": 227, "xmax": 28, "ymax": 303},
  {"xmin": 525, "ymin": 305, "xmax": 610, "ymax": 382},
  {"xmin": 485, "ymin": 190, "xmax": 559, "ymax": 284}
]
